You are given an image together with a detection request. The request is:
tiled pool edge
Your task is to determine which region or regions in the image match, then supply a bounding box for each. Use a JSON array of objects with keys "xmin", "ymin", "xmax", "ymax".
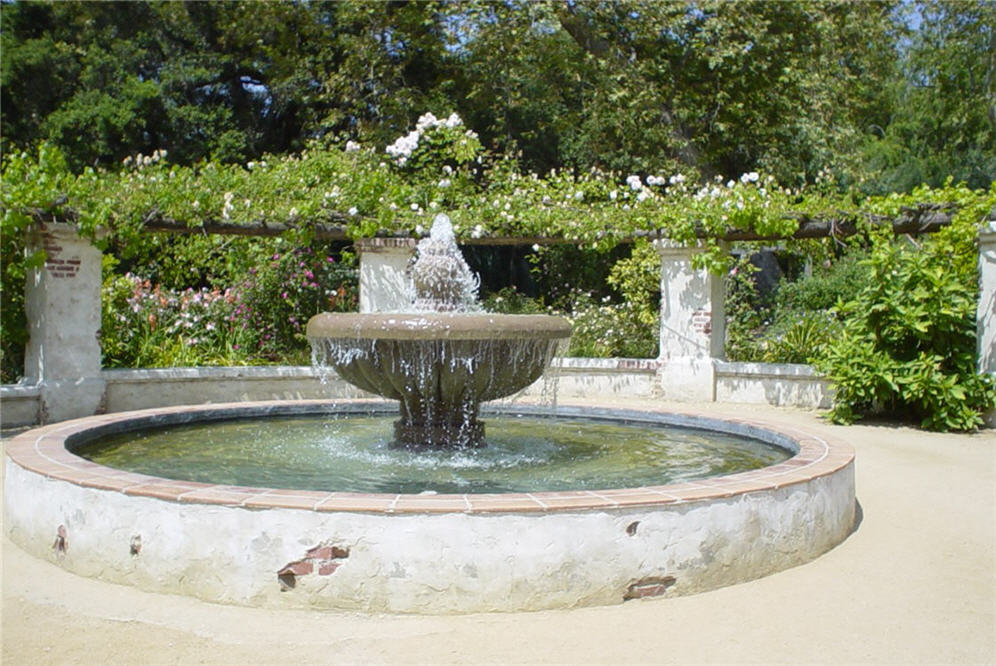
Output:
[{"xmin": 3, "ymin": 399, "xmax": 856, "ymax": 613}]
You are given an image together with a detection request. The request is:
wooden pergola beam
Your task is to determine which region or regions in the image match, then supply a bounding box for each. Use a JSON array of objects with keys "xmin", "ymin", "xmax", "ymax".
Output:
[{"xmin": 39, "ymin": 202, "xmax": 958, "ymax": 246}]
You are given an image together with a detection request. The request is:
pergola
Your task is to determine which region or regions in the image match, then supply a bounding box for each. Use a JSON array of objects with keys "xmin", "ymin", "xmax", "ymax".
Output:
[{"xmin": 7, "ymin": 205, "xmax": 995, "ymax": 426}]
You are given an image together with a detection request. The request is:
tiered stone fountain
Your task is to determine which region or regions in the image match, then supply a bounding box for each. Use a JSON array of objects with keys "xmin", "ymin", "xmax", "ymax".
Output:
[{"xmin": 307, "ymin": 214, "xmax": 571, "ymax": 447}]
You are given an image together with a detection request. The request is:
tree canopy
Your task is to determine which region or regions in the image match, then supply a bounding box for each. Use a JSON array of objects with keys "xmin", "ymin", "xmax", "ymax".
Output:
[{"xmin": 3, "ymin": 0, "xmax": 992, "ymax": 189}]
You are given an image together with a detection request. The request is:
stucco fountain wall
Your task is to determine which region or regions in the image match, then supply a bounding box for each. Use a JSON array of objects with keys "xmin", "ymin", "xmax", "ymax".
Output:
[{"xmin": 4, "ymin": 400, "xmax": 855, "ymax": 614}]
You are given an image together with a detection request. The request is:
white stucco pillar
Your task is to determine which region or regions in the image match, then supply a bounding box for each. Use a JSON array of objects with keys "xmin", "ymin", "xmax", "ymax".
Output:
[
  {"xmin": 355, "ymin": 238, "xmax": 417, "ymax": 313},
  {"xmin": 978, "ymin": 215, "xmax": 996, "ymax": 427},
  {"xmin": 23, "ymin": 222, "xmax": 105, "ymax": 422},
  {"xmin": 653, "ymin": 239, "xmax": 726, "ymax": 401}
]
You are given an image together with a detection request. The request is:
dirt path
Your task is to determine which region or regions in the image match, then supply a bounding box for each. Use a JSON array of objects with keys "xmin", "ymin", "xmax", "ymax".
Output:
[{"xmin": 3, "ymin": 403, "xmax": 994, "ymax": 665}]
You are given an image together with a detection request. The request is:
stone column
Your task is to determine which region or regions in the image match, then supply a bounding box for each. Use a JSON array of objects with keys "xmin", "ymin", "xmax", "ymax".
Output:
[
  {"xmin": 653, "ymin": 239, "xmax": 726, "ymax": 401},
  {"xmin": 978, "ymin": 215, "xmax": 996, "ymax": 427},
  {"xmin": 23, "ymin": 222, "xmax": 105, "ymax": 422},
  {"xmin": 355, "ymin": 238, "xmax": 417, "ymax": 313}
]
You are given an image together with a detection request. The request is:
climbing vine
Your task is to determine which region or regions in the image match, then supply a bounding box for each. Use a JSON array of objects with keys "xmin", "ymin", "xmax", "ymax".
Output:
[{"xmin": 2, "ymin": 115, "xmax": 995, "ymax": 429}]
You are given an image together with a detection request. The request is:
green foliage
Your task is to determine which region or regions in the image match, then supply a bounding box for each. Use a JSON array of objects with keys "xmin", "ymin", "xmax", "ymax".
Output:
[
  {"xmin": 815, "ymin": 206, "xmax": 996, "ymax": 431},
  {"xmin": 8, "ymin": 0, "xmax": 981, "ymax": 190},
  {"xmin": 761, "ymin": 311, "xmax": 842, "ymax": 365},
  {"xmin": 724, "ymin": 257, "xmax": 768, "ymax": 362},
  {"xmin": 605, "ymin": 240, "xmax": 661, "ymax": 329},
  {"xmin": 562, "ymin": 293, "xmax": 658, "ymax": 359},
  {"xmin": 774, "ymin": 251, "xmax": 870, "ymax": 314},
  {"xmin": 543, "ymin": 242, "xmax": 659, "ymax": 358}
]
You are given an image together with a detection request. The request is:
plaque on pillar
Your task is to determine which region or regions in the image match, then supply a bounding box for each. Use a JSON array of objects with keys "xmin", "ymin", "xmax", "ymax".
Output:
[{"xmin": 24, "ymin": 223, "xmax": 105, "ymax": 422}]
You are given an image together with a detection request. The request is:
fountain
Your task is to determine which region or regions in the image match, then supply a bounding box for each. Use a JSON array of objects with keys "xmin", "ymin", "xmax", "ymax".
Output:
[
  {"xmin": 307, "ymin": 214, "xmax": 571, "ymax": 448},
  {"xmin": 2, "ymin": 212, "xmax": 856, "ymax": 613}
]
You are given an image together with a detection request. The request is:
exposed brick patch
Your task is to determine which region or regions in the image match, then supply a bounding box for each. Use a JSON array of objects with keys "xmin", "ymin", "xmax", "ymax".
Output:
[
  {"xmin": 42, "ymin": 237, "xmax": 81, "ymax": 280},
  {"xmin": 318, "ymin": 562, "xmax": 341, "ymax": 576},
  {"xmin": 623, "ymin": 576, "xmax": 676, "ymax": 600},
  {"xmin": 278, "ymin": 542, "xmax": 349, "ymax": 591}
]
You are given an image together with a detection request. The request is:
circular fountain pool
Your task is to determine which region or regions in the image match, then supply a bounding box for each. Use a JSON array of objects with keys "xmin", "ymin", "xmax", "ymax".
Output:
[
  {"xmin": 77, "ymin": 407, "xmax": 791, "ymax": 494},
  {"xmin": 3, "ymin": 399, "xmax": 855, "ymax": 614}
]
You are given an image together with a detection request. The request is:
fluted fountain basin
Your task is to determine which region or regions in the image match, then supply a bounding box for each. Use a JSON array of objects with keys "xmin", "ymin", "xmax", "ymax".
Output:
[{"xmin": 308, "ymin": 313, "xmax": 571, "ymax": 447}]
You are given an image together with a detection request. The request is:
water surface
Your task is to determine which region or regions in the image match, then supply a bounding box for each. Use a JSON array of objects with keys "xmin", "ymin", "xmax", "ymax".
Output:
[{"xmin": 78, "ymin": 414, "xmax": 791, "ymax": 494}]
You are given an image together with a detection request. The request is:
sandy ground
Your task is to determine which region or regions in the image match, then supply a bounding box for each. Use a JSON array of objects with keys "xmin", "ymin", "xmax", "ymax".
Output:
[{"xmin": 2, "ymin": 401, "xmax": 994, "ymax": 665}]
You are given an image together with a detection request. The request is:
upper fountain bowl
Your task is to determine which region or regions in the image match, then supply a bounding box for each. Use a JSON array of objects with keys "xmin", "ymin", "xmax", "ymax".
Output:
[{"xmin": 307, "ymin": 312, "xmax": 570, "ymax": 448}]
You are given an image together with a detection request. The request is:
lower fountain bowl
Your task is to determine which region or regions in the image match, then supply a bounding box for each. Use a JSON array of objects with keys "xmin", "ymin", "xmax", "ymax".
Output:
[{"xmin": 2, "ymin": 399, "xmax": 855, "ymax": 614}]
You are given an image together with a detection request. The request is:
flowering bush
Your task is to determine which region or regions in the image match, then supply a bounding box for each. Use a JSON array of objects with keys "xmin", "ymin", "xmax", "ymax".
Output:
[
  {"xmin": 101, "ymin": 275, "xmax": 253, "ymax": 367},
  {"xmin": 238, "ymin": 246, "xmax": 357, "ymax": 360},
  {"xmin": 101, "ymin": 246, "xmax": 357, "ymax": 368},
  {"xmin": 561, "ymin": 293, "xmax": 658, "ymax": 358}
]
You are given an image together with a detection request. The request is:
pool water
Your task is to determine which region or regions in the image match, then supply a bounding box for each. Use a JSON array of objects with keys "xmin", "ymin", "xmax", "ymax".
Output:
[{"xmin": 77, "ymin": 414, "xmax": 791, "ymax": 494}]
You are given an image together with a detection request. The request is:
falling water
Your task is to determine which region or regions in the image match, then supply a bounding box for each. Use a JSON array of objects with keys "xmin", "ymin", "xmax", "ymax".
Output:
[{"xmin": 308, "ymin": 213, "xmax": 571, "ymax": 448}]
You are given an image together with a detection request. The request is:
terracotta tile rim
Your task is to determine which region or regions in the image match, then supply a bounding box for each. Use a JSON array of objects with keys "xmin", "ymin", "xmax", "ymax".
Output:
[{"xmin": 4, "ymin": 399, "xmax": 854, "ymax": 514}]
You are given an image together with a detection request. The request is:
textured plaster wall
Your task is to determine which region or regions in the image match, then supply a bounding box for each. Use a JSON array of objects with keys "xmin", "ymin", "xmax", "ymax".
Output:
[{"xmin": 3, "ymin": 458, "xmax": 854, "ymax": 614}]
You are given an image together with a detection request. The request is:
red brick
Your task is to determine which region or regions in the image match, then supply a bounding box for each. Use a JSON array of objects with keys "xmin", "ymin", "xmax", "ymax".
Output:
[{"xmin": 279, "ymin": 560, "xmax": 313, "ymax": 576}]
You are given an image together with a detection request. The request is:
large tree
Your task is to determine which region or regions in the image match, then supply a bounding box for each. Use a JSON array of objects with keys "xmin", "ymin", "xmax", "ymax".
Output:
[
  {"xmin": 858, "ymin": 0, "xmax": 996, "ymax": 192},
  {"xmin": 3, "ymin": 0, "xmax": 988, "ymax": 188}
]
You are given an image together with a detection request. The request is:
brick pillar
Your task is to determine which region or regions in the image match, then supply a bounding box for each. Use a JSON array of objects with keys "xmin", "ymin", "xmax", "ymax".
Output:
[
  {"xmin": 355, "ymin": 238, "xmax": 417, "ymax": 313},
  {"xmin": 978, "ymin": 214, "xmax": 996, "ymax": 427},
  {"xmin": 653, "ymin": 239, "xmax": 726, "ymax": 401},
  {"xmin": 24, "ymin": 223, "xmax": 105, "ymax": 422}
]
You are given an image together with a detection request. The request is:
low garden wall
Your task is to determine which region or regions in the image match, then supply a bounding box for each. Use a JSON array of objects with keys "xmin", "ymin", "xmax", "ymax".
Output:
[{"xmin": 1, "ymin": 359, "xmax": 832, "ymax": 428}]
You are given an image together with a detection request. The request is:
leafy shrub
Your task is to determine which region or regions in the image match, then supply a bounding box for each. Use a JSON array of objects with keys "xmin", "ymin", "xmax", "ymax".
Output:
[
  {"xmin": 773, "ymin": 250, "xmax": 869, "ymax": 313},
  {"xmin": 564, "ymin": 293, "xmax": 658, "ymax": 358},
  {"xmin": 481, "ymin": 286, "xmax": 545, "ymax": 314},
  {"xmin": 560, "ymin": 241, "xmax": 659, "ymax": 358},
  {"xmin": 815, "ymin": 227, "xmax": 995, "ymax": 431},
  {"xmin": 726, "ymin": 250, "xmax": 866, "ymax": 364},
  {"xmin": 237, "ymin": 246, "xmax": 357, "ymax": 361},
  {"xmin": 760, "ymin": 311, "xmax": 841, "ymax": 364}
]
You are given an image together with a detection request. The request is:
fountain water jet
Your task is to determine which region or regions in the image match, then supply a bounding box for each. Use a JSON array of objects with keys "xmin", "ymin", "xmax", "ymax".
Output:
[{"xmin": 307, "ymin": 214, "xmax": 571, "ymax": 448}]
